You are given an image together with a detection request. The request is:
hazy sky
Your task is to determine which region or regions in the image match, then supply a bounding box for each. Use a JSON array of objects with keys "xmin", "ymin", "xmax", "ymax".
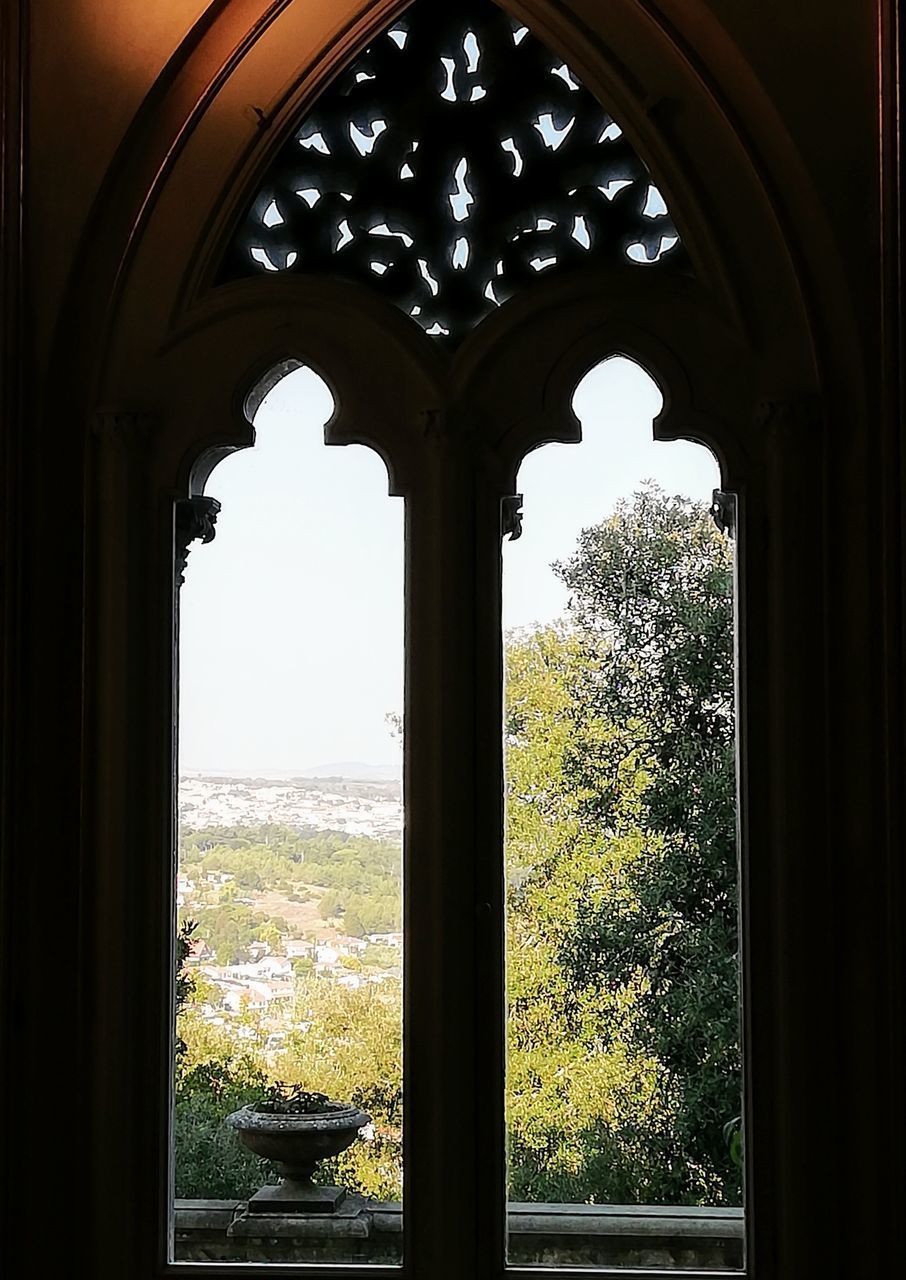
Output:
[{"xmin": 178, "ymin": 358, "xmax": 719, "ymax": 773}]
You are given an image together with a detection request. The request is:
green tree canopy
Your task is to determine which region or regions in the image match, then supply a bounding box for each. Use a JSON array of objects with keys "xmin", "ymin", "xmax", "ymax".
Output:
[{"xmin": 518, "ymin": 484, "xmax": 740, "ymax": 1202}]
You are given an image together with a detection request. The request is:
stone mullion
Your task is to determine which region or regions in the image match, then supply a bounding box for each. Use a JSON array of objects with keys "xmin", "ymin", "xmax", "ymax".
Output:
[
  {"xmin": 402, "ymin": 441, "xmax": 491, "ymax": 1280},
  {"xmin": 472, "ymin": 463, "xmax": 510, "ymax": 1277}
]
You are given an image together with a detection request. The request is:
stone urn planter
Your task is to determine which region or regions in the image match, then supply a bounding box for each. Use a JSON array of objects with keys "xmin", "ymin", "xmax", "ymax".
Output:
[{"xmin": 227, "ymin": 1089, "xmax": 371, "ymax": 1214}]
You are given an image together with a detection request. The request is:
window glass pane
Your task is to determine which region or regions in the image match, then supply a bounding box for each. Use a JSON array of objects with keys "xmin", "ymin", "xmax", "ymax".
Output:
[
  {"xmin": 503, "ymin": 357, "xmax": 743, "ymax": 1271},
  {"xmin": 172, "ymin": 366, "xmax": 404, "ymax": 1265}
]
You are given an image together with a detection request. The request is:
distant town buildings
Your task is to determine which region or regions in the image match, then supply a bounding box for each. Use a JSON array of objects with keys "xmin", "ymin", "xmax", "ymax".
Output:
[
  {"xmin": 178, "ymin": 773, "xmax": 402, "ymax": 840},
  {"xmin": 178, "ymin": 772, "xmax": 403, "ymax": 1043}
]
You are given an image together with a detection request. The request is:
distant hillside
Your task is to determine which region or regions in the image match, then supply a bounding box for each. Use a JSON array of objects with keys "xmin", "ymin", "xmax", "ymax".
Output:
[
  {"xmin": 181, "ymin": 762, "xmax": 400, "ymax": 783},
  {"xmin": 296, "ymin": 761, "xmax": 399, "ymax": 782}
]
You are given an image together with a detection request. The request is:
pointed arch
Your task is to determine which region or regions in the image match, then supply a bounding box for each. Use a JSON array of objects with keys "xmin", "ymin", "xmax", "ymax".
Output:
[
  {"xmin": 56, "ymin": 6, "xmax": 846, "ymax": 1280},
  {"xmin": 221, "ymin": 0, "xmax": 685, "ymax": 345}
]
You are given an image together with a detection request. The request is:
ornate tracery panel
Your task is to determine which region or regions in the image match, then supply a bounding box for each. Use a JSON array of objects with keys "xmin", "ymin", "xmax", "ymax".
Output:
[{"xmin": 220, "ymin": 0, "xmax": 687, "ymax": 345}]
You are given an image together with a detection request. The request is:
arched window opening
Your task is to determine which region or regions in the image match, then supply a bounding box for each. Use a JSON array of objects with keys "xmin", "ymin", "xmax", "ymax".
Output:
[
  {"xmin": 174, "ymin": 365, "xmax": 404, "ymax": 1265},
  {"xmin": 220, "ymin": 0, "xmax": 686, "ymax": 345},
  {"xmin": 503, "ymin": 357, "xmax": 743, "ymax": 1269},
  {"xmin": 162, "ymin": 4, "xmax": 749, "ymax": 1272}
]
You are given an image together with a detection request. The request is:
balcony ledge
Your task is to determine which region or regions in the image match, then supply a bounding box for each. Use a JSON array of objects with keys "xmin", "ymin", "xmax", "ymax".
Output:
[{"xmin": 175, "ymin": 1197, "xmax": 743, "ymax": 1268}]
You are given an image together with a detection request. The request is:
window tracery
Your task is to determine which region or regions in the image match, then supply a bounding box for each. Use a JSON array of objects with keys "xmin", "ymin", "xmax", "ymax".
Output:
[{"xmin": 221, "ymin": 0, "xmax": 686, "ymax": 345}]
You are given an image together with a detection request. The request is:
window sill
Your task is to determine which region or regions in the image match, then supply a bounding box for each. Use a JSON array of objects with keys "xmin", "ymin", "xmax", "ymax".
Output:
[{"xmin": 174, "ymin": 1198, "xmax": 743, "ymax": 1269}]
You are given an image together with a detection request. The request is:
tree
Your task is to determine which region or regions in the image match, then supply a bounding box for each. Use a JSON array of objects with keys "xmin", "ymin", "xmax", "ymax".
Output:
[
  {"xmin": 174, "ymin": 918, "xmax": 198, "ymax": 1062},
  {"xmin": 193, "ymin": 902, "xmax": 273, "ymax": 965},
  {"xmin": 553, "ymin": 484, "xmax": 740, "ymax": 1202},
  {"xmin": 505, "ymin": 625, "xmax": 664, "ymax": 1203},
  {"xmin": 275, "ymin": 977, "xmax": 403, "ymax": 1199},
  {"xmin": 175, "ymin": 1052, "xmax": 273, "ymax": 1198},
  {"xmin": 502, "ymin": 485, "xmax": 740, "ymax": 1205},
  {"xmin": 255, "ymin": 921, "xmax": 283, "ymax": 951},
  {"xmin": 344, "ymin": 909, "xmax": 366, "ymax": 939}
]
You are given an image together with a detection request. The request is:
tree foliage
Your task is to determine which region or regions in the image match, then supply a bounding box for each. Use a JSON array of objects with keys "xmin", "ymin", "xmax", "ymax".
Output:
[
  {"xmin": 181, "ymin": 825, "xmax": 402, "ymax": 936},
  {"xmin": 175, "ymin": 1053, "xmax": 274, "ymax": 1199},
  {"xmin": 504, "ymin": 485, "xmax": 740, "ymax": 1204},
  {"xmin": 175, "ymin": 977, "xmax": 402, "ymax": 1201}
]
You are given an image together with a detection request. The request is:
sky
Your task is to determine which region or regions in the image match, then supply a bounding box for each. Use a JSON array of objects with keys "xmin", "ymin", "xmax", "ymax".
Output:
[{"xmin": 178, "ymin": 358, "xmax": 719, "ymax": 774}]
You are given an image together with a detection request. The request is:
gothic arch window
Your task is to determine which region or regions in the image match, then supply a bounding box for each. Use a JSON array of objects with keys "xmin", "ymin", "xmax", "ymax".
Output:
[
  {"xmin": 166, "ymin": 2, "xmax": 747, "ymax": 1269},
  {"xmin": 220, "ymin": 0, "xmax": 685, "ymax": 344},
  {"xmin": 101, "ymin": 2, "xmax": 760, "ymax": 1276}
]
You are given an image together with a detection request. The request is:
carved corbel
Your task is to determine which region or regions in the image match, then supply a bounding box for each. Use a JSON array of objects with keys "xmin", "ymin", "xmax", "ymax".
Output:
[
  {"xmin": 175, "ymin": 496, "xmax": 221, "ymax": 586},
  {"xmin": 501, "ymin": 494, "xmax": 524, "ymax": 541}
]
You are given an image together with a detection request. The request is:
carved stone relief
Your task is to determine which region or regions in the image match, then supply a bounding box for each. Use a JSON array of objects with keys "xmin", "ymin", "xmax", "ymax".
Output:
[{"xmin": 221, "ymin": 0, "xmax": 687, "ymax": 345}]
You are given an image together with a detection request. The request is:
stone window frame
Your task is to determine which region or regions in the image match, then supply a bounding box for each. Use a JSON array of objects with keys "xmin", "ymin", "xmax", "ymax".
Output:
[{"xmin": 73, "ymin": 4, "xmax": 832, "ymax": 1280}]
